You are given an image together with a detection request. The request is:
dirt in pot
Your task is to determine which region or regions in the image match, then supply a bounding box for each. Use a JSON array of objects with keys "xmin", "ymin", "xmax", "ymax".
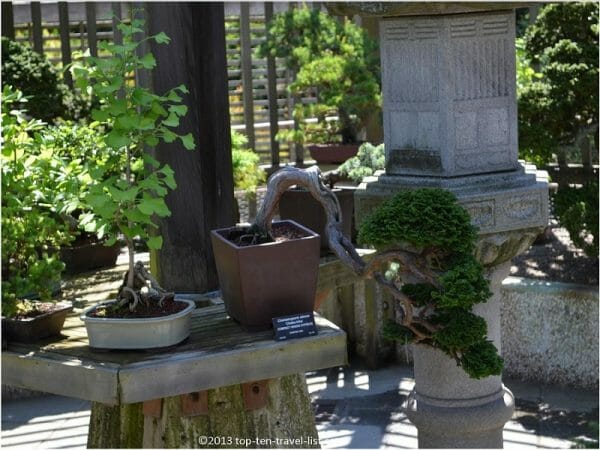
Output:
[
  {"xmin": 221, "ymin": 222, "xmax": 311, "ymax": 247},
  {"xmin": 88, "ymin": 296, "xmax": 188, "ymax": 319},
  {"xmin": 11, "ymin": 302, "xmax": 63, "ymax": 320}
]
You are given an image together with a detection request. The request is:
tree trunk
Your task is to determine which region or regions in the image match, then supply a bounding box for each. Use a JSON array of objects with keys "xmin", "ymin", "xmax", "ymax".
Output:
[
  {"xmin": 87, "ymin": 374, "xmax": 319, "ymax": 449},
  {"xmin": 147, "ymin": 2, "xmax": 235, "ymax": 293}
]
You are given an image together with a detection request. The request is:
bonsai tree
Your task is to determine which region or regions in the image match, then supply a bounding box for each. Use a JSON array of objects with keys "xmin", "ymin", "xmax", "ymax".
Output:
[
  {"xmin": 257, "ymin": 7, "xmax": 380, "ymax": 146},
  {"xmin": 252, "ymin": 166, "xmax": 502, "ymax": 379},
  {"xmin": 73, "ymin": 17, "xmax": 195, "ymax": 312},
  {"xmin": 357, "ymin": 189, "xmax": 502, "ymax": 379},
  {"xmin": 1, "ymin": 87, "xmax": 76, "ymax": 317},
  {"xmin": 518, "ymin": 3, "xmax": 598, "ymax": 166},
  {"xmin": 322, "ymin": 141, "xmax": 385, "ymax": 187}
]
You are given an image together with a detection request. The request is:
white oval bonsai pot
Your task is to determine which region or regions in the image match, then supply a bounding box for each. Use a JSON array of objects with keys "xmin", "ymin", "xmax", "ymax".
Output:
[{"xmin": 81, "ymin": 299, "xmax": 195, "ymax": 349}]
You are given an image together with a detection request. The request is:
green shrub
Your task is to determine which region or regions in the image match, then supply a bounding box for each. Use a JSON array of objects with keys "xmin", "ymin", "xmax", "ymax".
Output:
[
  {"xmin": 553, "ymin": 182, "xmax": 599, "ymax": 257},
  {"xmin": 1, "ymin": 87, "xmax": 76, "ymax": 316},
  {"xmin": 231, "ymin": 130, "xmax": 266, "ymax": 194},
  {"xmin": 517, "ymin": 3, "xmax": 599, "ymax": 165},
  {"xmin": 359, "ymin": 188, "xmax": 502, "ymax": 379},
  {"xmin": 1, "ymin": 37, "xmax": 91, "ymax": 123},
  {"xmin": 257, "ymin": 7, "xmax": 380, "ymax": 145},
  {"xmin": 337, "ymin": 142, "xmax": 385, "ymax": 183}
]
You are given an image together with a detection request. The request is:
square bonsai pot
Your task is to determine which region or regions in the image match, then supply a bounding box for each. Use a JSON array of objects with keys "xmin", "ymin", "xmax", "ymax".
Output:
[{"xmin": 211, "ymin": 220, "xmax": 320, "ymax": 331}]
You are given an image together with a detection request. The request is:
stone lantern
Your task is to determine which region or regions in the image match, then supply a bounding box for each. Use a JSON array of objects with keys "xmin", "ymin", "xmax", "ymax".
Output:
[{"xmin": 328, "ymin": 2, "xmax": 549, "ymax": 448}]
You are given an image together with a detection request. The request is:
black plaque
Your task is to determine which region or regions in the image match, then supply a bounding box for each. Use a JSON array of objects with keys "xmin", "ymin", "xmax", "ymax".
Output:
[{"xmin": 273, "ymin": 312, "xmax": 318, "ymax": 341}]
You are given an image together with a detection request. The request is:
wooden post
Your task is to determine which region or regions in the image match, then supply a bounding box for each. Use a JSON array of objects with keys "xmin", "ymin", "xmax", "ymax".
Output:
[
  {"xmin": 58, "ymin": 2, "xmax": 72, "ymax": 88},
  {"xmin": 264, "ymin": 2, "xmax": 280, "ymax": 169},
  {"xmin": 111, "ymin": 2, "xmax": 122, "ymax": 45},
  {"xmin": 1, "ymin": 2, "xmax": 15, "ymax": 39},
  {"xmin": 85, "ymin": 2, "xmax": 97, "ymax": 57},
  {"xmin": 240, "ymin": 2, "xmax": 256, "ymax": 150},
  {"xmin": 147, "ymin": 2, "xmax": 235, "ymax": 292},
  {"xmin": 30, "ymin": 2, "xmax": 43, "ymax": 54}
]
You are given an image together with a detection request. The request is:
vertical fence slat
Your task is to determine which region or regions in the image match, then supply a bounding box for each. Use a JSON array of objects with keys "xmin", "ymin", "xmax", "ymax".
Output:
[
  {"xmin": 264, "ymin": 2, "xmax": 280, "ymax": 168},
  {"xmin": 112, "ymin": 2, "xmax": 122, "ymax": 45},
  {"xmin": 1, "ymin": 2, "xmax": 15, "ymax": 39},
  {"xmin": 86, "ymin": 2, "xmax": 97, "ymax": 57},
  {"xmin": 58, "ymin": 2, "xmax": 73, "ymax": 87},
  {"xmin": 240, "ymin": 2, "xmax": 256, "ymax": 150},
  {"xmin": 31, "ymin": 2, "xmax": 43, "ymax": 53}
]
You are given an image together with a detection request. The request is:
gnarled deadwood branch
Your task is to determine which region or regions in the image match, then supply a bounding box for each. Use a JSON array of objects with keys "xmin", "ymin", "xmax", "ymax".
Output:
[{"xmin": 253, "ymin": 166, "xmax": 441, "ymax": 341}]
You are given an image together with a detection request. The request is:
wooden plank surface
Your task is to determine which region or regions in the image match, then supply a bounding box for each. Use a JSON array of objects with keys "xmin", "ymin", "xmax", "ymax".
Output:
[{"xmin": 2, "ymin": 303, "xmax": 346, "ymax": 405}]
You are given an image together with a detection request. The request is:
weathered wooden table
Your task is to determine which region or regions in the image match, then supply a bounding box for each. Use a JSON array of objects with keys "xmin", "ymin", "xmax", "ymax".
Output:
[{"xmin": 2, "ymin": 298, "xmax": 347, "ymax": 448}]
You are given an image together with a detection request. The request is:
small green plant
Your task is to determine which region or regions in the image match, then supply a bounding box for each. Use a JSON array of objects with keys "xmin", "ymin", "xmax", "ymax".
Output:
[
  {"xmin": 73, "ymin": 16, "xmax": 195, "ymax": 310},
  {"xmin": 257, "ymin": 7, "xmax": 380, "ymax": 146},
  {"xmin": 553, "ymin": 182, "xmax": 598, "ymax": 258},
  {"xmin": 337, "ymin": 142, "xmax": 385, "ymax": 183},
  {"xmin": 1, "ymin": 37, "xmax": 91, "ymax": 123},
  {"xmin": 1, "ymin": 87, "xmax": 75, "ymax": 317},
  {"xmin": 231, "ymin": 130, "xmax": 265, "ymax": 195},
  {"xmin": 358, "ymin": 188, "xmax": 503, "ymax": 379}
]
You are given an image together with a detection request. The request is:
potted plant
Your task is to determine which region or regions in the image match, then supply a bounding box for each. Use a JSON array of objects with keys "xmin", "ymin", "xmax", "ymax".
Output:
[
  {"xmin": 357, "ymin": 188, "xmax": 503, "ymax": 379},
  {"xmin": 211, "ymin": 168, "xmax": 327, "ymax": 331},
  {"xmin": 279, "ymin": 142, "xmax": 385, "ymax": 248},
  {"xmin": 73, "ymin": 17, "xmax": 197, "ymax": 349},
  {"xmin": 1, "ymin": 87, "xmax": 74, "ymax": 342},
  {"xmin": 35, "ymin": 120, "xmax": 124, "ymax": 273},
  {"xmin": 257, "ymin": 6, "xmax": 381, "ymax": 164}
]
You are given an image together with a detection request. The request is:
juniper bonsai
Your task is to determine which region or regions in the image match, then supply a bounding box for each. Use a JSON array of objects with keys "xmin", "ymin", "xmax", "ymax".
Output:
[{"xmin": 252, "ymin": 168, "xmax": 502, "ymax": 379}]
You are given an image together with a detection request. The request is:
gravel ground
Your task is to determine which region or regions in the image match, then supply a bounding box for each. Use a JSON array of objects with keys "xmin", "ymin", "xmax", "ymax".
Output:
[{"xmin": 236, "ymin": 189, "xmax": 598, "ymax": 286}]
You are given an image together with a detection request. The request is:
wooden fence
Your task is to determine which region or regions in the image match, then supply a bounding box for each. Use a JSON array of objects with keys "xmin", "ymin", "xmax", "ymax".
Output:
[{"xmin": 1, "ymin": 1, "xmax": 315, "ymax": 167}]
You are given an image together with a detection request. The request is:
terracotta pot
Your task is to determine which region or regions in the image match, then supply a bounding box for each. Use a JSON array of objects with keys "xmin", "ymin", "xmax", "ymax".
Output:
[
  {"xmin": 2, "ymin": 302, "xmax": 73, "ymax": 343},
  {"xmin": 60, "ymin": 241, "xmax": 121, "ymax": 274},
  {"xmin": 211, "ymin": 220, "xmax": 320, "ymax": 331},
  {"xmin": 308, "ymin": 143, "xmax": 360, "ymax": 164},
  {"xmin": 279, "ymin": 187, "xmax": 356, "ymax": 248}
]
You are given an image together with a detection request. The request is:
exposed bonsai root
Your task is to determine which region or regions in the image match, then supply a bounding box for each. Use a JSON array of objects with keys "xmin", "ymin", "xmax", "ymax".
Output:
[{"xmin": 118, "ymin": 261, "xmax": 174, "ymax": 311}]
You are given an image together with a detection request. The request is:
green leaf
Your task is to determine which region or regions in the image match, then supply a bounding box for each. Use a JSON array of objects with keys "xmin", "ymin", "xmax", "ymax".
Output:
[
  {"xmin": 176, "ymin": 84, "xmax": 190, "ymax": 94},
  {"xmin": 132, "ymin": 88, "xmax": 155, "ymax": 106},
  {"xmin": 91, "ymin": 109, "xmax": 109, "ymax": 122},
  {"xmin": 162, "ymin": 129, "xmax": 177, "ymax": 143},
  {"xmin": 143, "ymin": 153, "xmax": 161, "ymax": 169},
  {"xmin": 181, "ymin": 133, "xmax": 196, "ymax": 150},
  {"xmin": 160, "ymin": 164, "xmax": 177, "ymax": 189},
  {"xmin": 137, "ymin": 197, "xmax": 170, "ymax": 217},
  {"xmin": 147, "ymin": 236, "xmax": 163, "ymax": 250},
  {"xmin": 169, "ymin": 104, "xmax": 188, "ymax": 117},
  {"xmin": 154, "ymin": 32, "xmax": 171, "ymax": 44},
  {"xmin": 106, "ymin": 130, "xmax": 129, "ymax": 149},
  {"xmin": 144, "ymin": 135, "xmax": 159, "ymax": 147},
  {"xmin": 115, "ymin": 115, "xmax": 139, "ymax": 131},
  {"xmin": 163, "ymin": 113, "xmax": 180, "ymax": 127},
  {"xmin": 139, "ymin": 52, "xmax": 156, "ymax": 69}
]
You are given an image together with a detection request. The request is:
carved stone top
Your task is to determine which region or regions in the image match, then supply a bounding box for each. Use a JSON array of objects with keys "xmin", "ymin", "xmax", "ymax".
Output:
[{"xmin": 327, "ymin": 2, "xmax": 526, "ymax": 17}]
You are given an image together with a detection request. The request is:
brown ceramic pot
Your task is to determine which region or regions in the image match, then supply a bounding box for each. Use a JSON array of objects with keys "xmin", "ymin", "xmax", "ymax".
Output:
[
  {"xmin": 308, "ymin": 143, "xmax": 360, "ymax": 164},
  {"xmin": 2, "ymin": 302, "xmax": 73, "ymax": 343},
  {"xmin": 211, "ymin": 220, "xmax": 320, "ymax": 331}
]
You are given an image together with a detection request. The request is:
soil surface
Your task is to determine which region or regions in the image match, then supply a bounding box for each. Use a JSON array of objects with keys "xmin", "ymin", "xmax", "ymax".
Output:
[
  {"xmin": 88, "ymin": 296, "xmax": 188, "ymax": 319},
  {"xmin": 510, "ymin": 226, "xmax": 598, "ymax": 286},
  {"xmin": 221, "ymin": 221, "xmax": 311, "ymax": 247},
  {"xmin": 12, "ymin": 302, "xmax": 64, "ymax": 320}
]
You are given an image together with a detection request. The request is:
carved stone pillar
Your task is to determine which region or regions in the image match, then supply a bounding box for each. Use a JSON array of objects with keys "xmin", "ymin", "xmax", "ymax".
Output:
[{"xmin": 328, "ymin": 3, "xmax": 549, "ymax": 448}]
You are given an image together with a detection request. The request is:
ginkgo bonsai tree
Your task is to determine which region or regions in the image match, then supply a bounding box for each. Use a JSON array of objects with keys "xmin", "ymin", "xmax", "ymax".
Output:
[{"xmin": 74, "ymin": 17, "xmax": 195, "ymax": 313}]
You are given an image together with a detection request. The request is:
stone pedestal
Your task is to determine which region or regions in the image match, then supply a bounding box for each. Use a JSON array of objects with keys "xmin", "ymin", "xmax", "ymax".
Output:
[{"xmin": 331, "ymin": 3, "xmax": 549, "ymax": 448}]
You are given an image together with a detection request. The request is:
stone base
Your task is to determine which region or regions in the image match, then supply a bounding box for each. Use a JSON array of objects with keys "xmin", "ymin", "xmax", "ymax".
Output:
[
  {"xmin": 355, "ymin": 163, "xmax": 548, "ymax": 238},
  {"xmin": 405, "ymin": 386, "xmax": 515, "ymax": 449}
]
